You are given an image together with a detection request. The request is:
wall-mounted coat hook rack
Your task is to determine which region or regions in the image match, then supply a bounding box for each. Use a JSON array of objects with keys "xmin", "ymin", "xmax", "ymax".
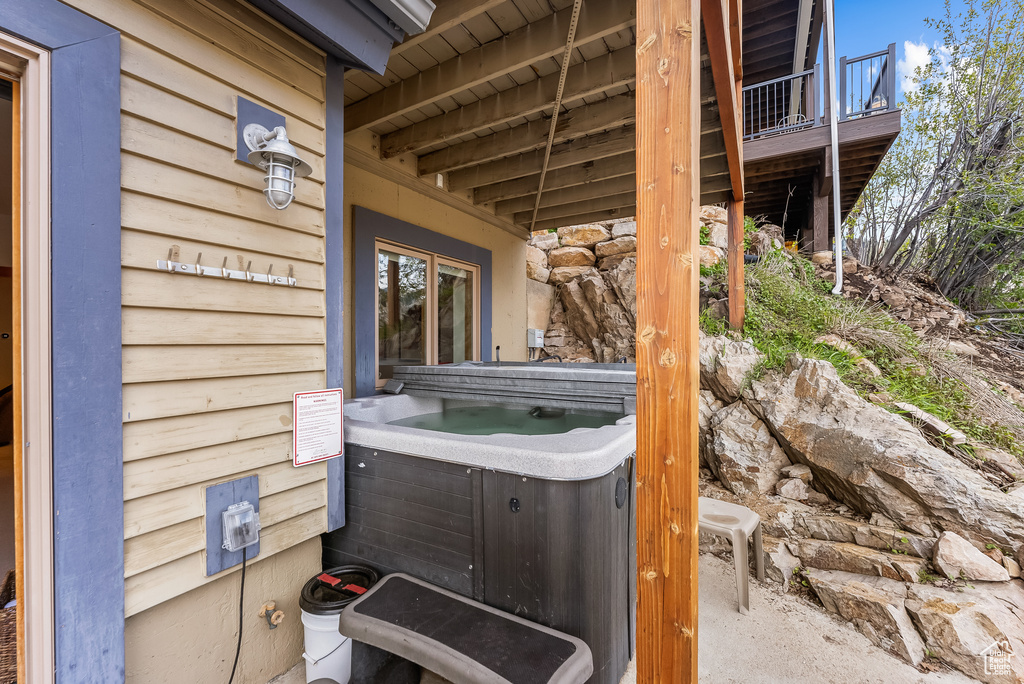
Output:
[{"xmin": 158, "ymin": 247, "xmax": 297, "ymax": 286}]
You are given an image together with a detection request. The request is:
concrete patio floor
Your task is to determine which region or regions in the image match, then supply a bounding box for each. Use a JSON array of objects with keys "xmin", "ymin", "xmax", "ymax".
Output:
[{"xmin": 271, "ymin": 553, "xmax": 975, "ymax": 684}]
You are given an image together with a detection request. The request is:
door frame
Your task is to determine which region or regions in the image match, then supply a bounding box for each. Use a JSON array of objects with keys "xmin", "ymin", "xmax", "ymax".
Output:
[{"xmin": 0, "ymin": 3, "xmax": 123, "ymax": 681}]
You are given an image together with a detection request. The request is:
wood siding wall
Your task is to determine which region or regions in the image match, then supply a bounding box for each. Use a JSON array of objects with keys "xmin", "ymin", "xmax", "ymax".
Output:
[{"xmin": 63, "ymin": 0, "xmax": 329, "ymax": 616}]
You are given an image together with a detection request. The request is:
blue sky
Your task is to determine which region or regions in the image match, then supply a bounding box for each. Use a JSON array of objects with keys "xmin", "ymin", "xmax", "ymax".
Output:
[{"xmin": 831, "ymin": 0, "xmax": 967, "ymax": 98}]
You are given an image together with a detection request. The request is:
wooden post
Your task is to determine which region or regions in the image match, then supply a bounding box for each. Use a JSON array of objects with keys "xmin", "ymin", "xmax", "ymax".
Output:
[
  {"xmin": 728, "ymin": 200, "xmax": 745, "ymax": 329},
  {"xmin": 812, "ymin": 174, "xmax": 829, "ymax": 252},
  {"xmin": 635, "ymin": 0, "xmax": 701, "ymax": 680}
]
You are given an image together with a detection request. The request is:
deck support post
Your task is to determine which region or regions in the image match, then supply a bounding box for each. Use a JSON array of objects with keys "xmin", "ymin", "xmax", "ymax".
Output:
[
  {"xmin": 635, "ymin": 0, "xmax": 701, "ymax": 680},
  {"xmin": 812, "ymin": 174, "xmax": 829, "ymax": 252},
  {"xmin": 728, "ymin": 200, "xmax": 745, "ymax": 329}
]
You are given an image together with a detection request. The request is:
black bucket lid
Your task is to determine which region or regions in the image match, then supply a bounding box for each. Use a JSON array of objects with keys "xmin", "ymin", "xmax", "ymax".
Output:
[{"xmin": 300, "ymin": 565, "xmax": 379, "ymax": 615}]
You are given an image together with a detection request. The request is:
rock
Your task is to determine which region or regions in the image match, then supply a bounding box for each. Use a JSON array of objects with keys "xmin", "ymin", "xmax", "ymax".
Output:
[
  {"xmin": 698, "ymin": 390, "xmax": 724, "ymax": 468},
  {"xmin": 780, "ymin": 464, "xmax": 812, "ymax": 484},
  {"xmin": 604, "ymin": 258, "xmax": 637, "ymax": 322},
  {"xmin": 867, "ymin": 392, "xmax": 892, "ymax": 405},
  {"xmin": 933, "ymin": 531, "xmax": 1010, "ymax": 582},
  {"xmin": 748, "ymin": 357, "xmax": 1024, "ymax": 550},
  {"xmin": 526, "ymin": 244, "xmax": 548, "ymax": 270},
  {"xmin": 699, "ymin": 336, "xmax": 763, "ymax": 403},
  {"xmin": 813, "ymin": 334, "xmax": 882, "ymax": 377},
  {"xmin": 762, "ymin": 535, "xmax": 801, "ymax": 585},
  {"xmin": 881, "ymin": 288, "xmax": 909, "ymax": 309},
  {"xmin": 699, "ymin": 244, "xmax": 724, "ymax": 268},
  {"xmin": 557, "ymin": 224, "xmax": 610, "ymax": 248},
  {"xmin": 811, "ymin": 251, "xmax": 833, "ymax": 265},
  {"xmin": 528, "ymin": 231, "xmax": 559, "ymax": 250},
  {"xmin": 906, "ymin": 582, "xmax": 1024, "ymax": 682},
  {"xmin": 788, "ymin": 539, "xmax": 928, "ymax": 582},
  {"xmin": 548, "ymin": 246, "xmax": 596, "ymax": 268},
  {"xmin": 1003, "ymin": 556, "xmax": 1021, "ymax": 579},
  {"xmin": 706, "ymin": 224, "xmax": 729, "ymax": 250},
  {"xmin": 798, "ymin": 515, "xmax": 937, "ymax": 559},
  {"xmin": 776, "ymin": 478, "xmax": 809, "ymax": 501},
  {"xmin": 707, "ymin": 298, "xmax": 729, "ymax": 320},
  {"xmin": 596, "ymin": 251, "xmax": 636, "ymax": 270},
  {"xmin": 526, "ymin": 262, "xmax": 550, "ymax": 283},
  {"xmin": 709, "ymin": 401, "xmax": 791, "ymax": 496},
  {"xmin": 894, "ymin": 402, "xmax": 968, "ymax": 445},
  {"xmin": 842, "ymin": 257, "xmax": 859, "ymax": 274},
  {"xmin": 699, "ymin": 205, "xmax": 728, "ymax": 225},
  {"xmin": 807, "ymin": 570, "xmax": 926, "ymax": 665},
  {"xmin": 610, "ymin": 220, "xmax": 637, "ymax": 238},
  {"xmin": 548, "ymin": 266, "xmax": 593, "ymax": 285},
  {"xmin": 869, "ymin": 513, "xmax": 899, "ymax": 529},
  {"xmin": 594, "ymin": 236, "xmax": 637, "ymax": 257},
  {"xmin": 975, "ymin": 446, "xmax": 1022, "ymax": 480},
  {"xmin": 559, "ymin": 279, "xmax": 600, "ymax": 343}
]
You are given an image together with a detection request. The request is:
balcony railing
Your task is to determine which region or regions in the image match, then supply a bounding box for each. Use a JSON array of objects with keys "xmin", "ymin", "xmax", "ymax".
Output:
[{"xmin": 742, "ymin": 42, "xmax": 897, "ymax": 140}]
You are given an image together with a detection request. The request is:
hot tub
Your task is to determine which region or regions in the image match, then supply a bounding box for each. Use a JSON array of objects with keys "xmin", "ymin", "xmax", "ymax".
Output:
[{"xmin": 323, "ymin": 363, "xmax": 637, "ymax": 684}]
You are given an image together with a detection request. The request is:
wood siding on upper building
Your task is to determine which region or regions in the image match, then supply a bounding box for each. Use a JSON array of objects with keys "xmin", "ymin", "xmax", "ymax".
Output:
[{"xmin": 61, "ymin": 0, "xmax": 329, "ymax": 617}]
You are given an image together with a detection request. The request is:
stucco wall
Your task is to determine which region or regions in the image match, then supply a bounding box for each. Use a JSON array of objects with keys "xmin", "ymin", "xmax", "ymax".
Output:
[
  {"xmin": 125, "ymin": 537, "xmax": 319, "ymax": 684},
  {"xmin": 343, "ymin": 164, "xmax": 528, "ymax": 397}
]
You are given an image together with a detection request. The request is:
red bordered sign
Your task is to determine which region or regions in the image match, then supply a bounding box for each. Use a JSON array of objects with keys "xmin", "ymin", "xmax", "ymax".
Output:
[{"xmin": 293, "ymin": 388, "xmax": 344, "ymax": 467}]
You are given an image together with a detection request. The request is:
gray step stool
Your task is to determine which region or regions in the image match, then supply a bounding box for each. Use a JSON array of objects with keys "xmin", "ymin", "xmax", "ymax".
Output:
[
  {"xmin": 698, "ymin": 497, "xmax": 764, "ymax": 614},
  {"xmin": 339, "ymin": 573, "xmax": 594, "ymax": 684}
]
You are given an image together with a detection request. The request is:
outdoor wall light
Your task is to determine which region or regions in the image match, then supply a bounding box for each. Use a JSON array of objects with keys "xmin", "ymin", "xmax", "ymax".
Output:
[{"xmin": 243, "ymin": 124, "xmax": 312, "ymax": 210}]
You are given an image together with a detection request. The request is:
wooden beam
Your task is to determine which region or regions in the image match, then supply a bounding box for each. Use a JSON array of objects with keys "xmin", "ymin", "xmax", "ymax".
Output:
[
  {"xmin": 344, "ymin": 0, "xmax": 637, "ymax": 131},
  {"xmin": 527, "ymin": 205, "xmax": 636, "ymax": 233},
  {"xmin": 818, "ymin": 145, "xmax": 833, "ymax": 196},
  {"xmin": 381, "ymin": 47, "xmax": 636, "ymax": 158},
  {"xmin": 728, "ymin": 199, "xmax": 745, "ymax": 329},
  {"xmin": 636, "ymin": 0, "xmax": 700, "ymax": 682},
  {"xmin": 743, "ymin": 110, "xmax": 901, "ymax": 163},
  {"xmin": 512, "ymin": 190, "xmax": 635, "ymax": 224},
  {"xmin": 474, "ymin": 151, "xmax": 636, "ymax": 204},
  {"xmin": 812, "ymin": 173, "xmax": 829, "ymax": 251},
  {"xmin": 496, "ymin": 174, "xmax": 637, "ymax": 215},
  {"xmin": 447, "ymin": 125, "xmax": 636, "ymax": 191},
  {"xmin": 418, "ymin": 93, "xmax": 636, "ymax": 175},
  {"xmin": 387, "ymin": 0, "xmax": 505, "ymax": 60},
  {"xmin": 703, "ymin": 0, "xmax": 743, "ymax": 200},
  {"xmin": 729, "ymin": 0, "xmax": 742, "ymax": 80}
]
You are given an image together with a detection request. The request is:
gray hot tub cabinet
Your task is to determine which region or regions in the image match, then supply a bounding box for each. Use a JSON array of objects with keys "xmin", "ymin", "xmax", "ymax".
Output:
[{"xmin": 324, "ymin": 389, "xmax": 637, "ymax": 684}]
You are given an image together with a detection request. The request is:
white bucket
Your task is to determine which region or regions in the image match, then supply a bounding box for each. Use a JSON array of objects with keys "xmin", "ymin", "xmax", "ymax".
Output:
[{"xmin": 300, "ymin": 608, "xmax": 352, "ymax": 684}]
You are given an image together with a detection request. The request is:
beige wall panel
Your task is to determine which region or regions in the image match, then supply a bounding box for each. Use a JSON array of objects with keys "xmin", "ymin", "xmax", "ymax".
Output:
[
  {"xmin": 124, "ymin": 458, "xmax": 325, "ymax": 538},
  {"xmin": 120, "ymin": 38, "xmax": 325, "ymax": 156},
  {"xmin": 122, "ymin": 114, "xmax": 326, "ymax": 200},
  {"xmin": 343, "ymin": 164, "xmax": 529, "ymax": 396},
  {"xmin": 121, "ymin": 192, "xmax": 325, "ymax": 263},
  {"xmin": 122, "ymin": 371, "xmax": 325, "ymax": 422},
  {"xmin": 125, "ymin": 537, "xmax": 320, "ymax": 684},
  {"xmin": 122, "ymin": 231, "xmax": 325, "ymax": 290},
  {"xmin": 122, "ymin": 74, "xmax": 235, "ymax": 150},
  {"xmin": 124, "ymin": 481, "xmax": 324, "ymax": 578},
  {"xmin": 125, "ymin": 508, "xmax": 326, "ymax": 617},
  {"xmin": 123, "ymin": 402, "xmax": 293, "ymax": 461},
  {"xmin": 123, "ymin": 344, "xmax": 325, "ymax": 384},
  {"xmin": 70, "ymin": 0, "xmax": 325, "ymax": 124},
  {"xmin": 197, "ymin": 0, "xmax": 326, "ymax": 72},
  {"xmin": 122, "ymin": 309, "xmax": 325, "ymax": 346},
  {"xmin": 121, "ymin": 270, "xmax": 325, "ymax": 318},
  {"xmin": 121, "ymin": 155, "xmax": 324, "ymax": 232}
]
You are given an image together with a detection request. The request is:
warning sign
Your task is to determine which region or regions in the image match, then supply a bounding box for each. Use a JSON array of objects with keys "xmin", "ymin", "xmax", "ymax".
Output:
[{"xmin": 293, "ymin": 388, "xmax": 344, "ymax": 467}]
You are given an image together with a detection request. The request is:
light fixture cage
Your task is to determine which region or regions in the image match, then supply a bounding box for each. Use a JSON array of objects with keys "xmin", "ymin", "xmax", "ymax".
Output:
[{"xmin": 244, "ymin": 124, "xmax": 312, "ymax": 210}]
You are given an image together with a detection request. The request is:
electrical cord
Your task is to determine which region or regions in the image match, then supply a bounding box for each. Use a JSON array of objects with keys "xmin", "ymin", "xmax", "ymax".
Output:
[{"xmin": 227, "ymin": 548, "xmax": 248, "ymax": 684}]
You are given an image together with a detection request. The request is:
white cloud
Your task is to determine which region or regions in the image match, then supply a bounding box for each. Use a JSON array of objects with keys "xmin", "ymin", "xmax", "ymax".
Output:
[{"xmin": 898, "ymin": 40, "xmax": 931, "ymax": 93}]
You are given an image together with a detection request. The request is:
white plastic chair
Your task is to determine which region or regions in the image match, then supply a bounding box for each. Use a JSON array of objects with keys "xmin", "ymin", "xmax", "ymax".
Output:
[{"xmin": 698, "ymin": 497, "xmax": 764, "ymax": 614}]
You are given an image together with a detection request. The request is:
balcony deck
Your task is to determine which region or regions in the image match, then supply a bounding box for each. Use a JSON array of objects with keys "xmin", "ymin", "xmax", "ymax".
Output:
[{"xmin": 740, "ymin": 45, "xmax": 902, "ymax": 242}]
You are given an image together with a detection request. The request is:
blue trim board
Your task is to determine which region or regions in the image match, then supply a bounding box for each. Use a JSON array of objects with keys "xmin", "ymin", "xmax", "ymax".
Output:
[
  {"xmin": 325, "ymin": 56, "xmax": 346, "ymax": 532},
  {"xmin": 353, "ymin": 206, "xmax": 493, "ymax": 398},
  {"xmin": 0, "ymin": 1, "xmax": 125, "ymax": 681},
  {"xmin": 205, "ymin": 477, "xmax": 261, "ymax": 576}
]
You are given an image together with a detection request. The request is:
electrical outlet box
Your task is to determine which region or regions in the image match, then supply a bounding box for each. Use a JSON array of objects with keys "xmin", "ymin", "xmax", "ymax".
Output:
[
  {"xmin": 527, "ymin": 328, "xmax": 544, "ymax": 348},
  {"xmin": 222, "ymin": 500, "xmax": 261, "ymax": 552},
  {"xmin": 205, "ymin": 476, "xmax": 260, "ymax": 575}
]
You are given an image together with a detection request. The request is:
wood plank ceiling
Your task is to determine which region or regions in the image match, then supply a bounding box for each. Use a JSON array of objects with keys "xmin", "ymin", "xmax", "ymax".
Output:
[{"xmin": 343, "ymin": 0, "xmax": 736, "ymax": 236}]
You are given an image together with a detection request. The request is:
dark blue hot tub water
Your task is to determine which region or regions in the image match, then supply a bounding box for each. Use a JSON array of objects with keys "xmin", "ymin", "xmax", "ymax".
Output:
[{"xmin": 386, "ymin": 405, "xmax": 621, "ymax": 436}]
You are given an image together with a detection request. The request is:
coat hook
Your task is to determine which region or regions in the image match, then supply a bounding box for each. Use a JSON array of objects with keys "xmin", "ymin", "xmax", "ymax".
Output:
[
  {"xmin": 267, "ymin": 264, "xmax": 274, "ymax": 285},
  {"xmin": 245, "ymin": 261, "xmax": 254, "ymax": 282},
  {"xmin": 288, "ymin": 265, "xmax": 295, "ymax": 287},
  {"xmin": 195, "ymin": 252, "xmax": 204, "ymax": 276},
  {"xmin": 221, "ymin": 257, "xmax": 230, "ymax": 279},
  {"xmin": 166, "ymin": 248, "xmax": 175, "ymax": 273}
]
